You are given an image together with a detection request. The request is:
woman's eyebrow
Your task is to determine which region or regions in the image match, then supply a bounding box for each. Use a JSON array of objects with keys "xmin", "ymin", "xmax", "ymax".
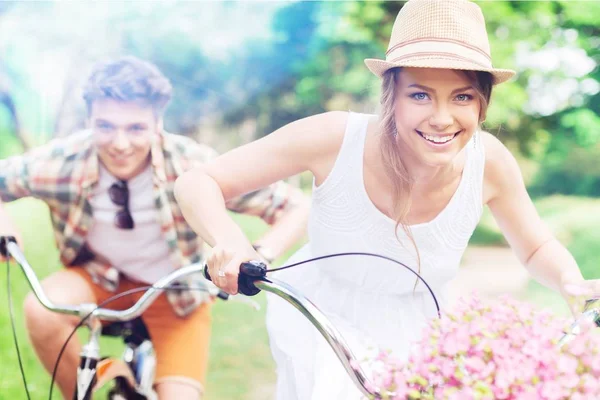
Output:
[
  {"xmin": 406, "ymin": 84, "xmax": 474, "ymax": 94},
  {"xmin": 451, "ymin": 85, "xmax": 475, "ymax": 94},
  {"xmin": 407, "ymin": 83, "xmax": 434, "ymax": 92}
]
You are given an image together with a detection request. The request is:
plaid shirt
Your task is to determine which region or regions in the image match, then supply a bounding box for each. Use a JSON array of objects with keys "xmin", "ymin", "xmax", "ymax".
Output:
[{"xmin": 0, "ymin": 130, "xmax": 299, "ymax": 316}]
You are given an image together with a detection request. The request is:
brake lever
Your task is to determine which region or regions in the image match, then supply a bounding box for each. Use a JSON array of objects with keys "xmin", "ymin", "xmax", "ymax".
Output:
[{"xmin": 203, "ymin": 260, "xmax": 268, "ymax": 296}]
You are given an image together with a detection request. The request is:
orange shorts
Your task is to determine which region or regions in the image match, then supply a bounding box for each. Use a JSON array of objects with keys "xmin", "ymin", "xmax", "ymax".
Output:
[{"xmin": 70, "ymin": 268, "xmax": 211, "ymax": 393}]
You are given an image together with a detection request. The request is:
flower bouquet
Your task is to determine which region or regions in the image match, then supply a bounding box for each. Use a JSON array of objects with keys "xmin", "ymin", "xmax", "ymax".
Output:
[{"xmin": 367, "ymin": 296, "xmax": 600, "ymax": 400}]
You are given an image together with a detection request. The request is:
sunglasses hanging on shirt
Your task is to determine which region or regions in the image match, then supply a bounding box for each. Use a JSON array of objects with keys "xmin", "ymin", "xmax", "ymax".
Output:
[{"xmin": 108, "ymin": 180, "xmax": 135, "ymax": 230}]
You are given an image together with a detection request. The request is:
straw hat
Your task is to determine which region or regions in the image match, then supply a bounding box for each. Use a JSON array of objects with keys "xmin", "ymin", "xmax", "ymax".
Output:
[{"xmin": 364, "ymin": 0, "xmax": 516, "ymax": 85}]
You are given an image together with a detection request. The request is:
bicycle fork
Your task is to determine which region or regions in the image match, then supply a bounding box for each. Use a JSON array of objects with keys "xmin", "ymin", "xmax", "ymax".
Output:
[{"xmin": 74, "ymin": 312, "xmax": 102, "ymax": 400}]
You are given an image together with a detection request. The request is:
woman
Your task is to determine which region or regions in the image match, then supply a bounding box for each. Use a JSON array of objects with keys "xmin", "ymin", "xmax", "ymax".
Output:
[{"xmin": 175, "ymin": 0, "xmax": 600, "ymax": 398}]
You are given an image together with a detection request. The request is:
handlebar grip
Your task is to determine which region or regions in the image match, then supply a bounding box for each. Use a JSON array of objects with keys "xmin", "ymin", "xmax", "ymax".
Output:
[
  {"xmin": 0, "ymin": 236, "xmax": 17, "ymax": 258},
  {"xmin": 203, "ymin": 260, "xmax": 267, "ymax": 297}
]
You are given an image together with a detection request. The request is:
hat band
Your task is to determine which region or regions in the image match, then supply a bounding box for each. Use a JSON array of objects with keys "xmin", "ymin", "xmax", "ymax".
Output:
[{"xmin": 386, "ymin": 40, "xmax": 493, "ymax": 69}]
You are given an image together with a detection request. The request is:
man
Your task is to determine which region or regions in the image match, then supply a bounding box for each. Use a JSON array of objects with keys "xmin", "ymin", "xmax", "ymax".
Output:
[{"xmin": 0, "ymin": 56, "xmax": 310, "ymax": 399}]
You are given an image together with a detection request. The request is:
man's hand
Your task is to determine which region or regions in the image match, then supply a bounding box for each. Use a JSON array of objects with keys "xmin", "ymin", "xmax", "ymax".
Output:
[{"xmin": 0, "ymin": 234, "xmax": 21, "ymax": 262}]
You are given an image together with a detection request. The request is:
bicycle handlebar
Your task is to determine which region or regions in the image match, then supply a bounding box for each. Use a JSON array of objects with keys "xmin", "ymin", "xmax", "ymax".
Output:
[
  {"xmin": 203, "ymin": 261, "xmax": 391, "ymax": 397},
  {"xmin": 558, "ymin": 300, "xmax": 600, "ymax": 347},
  {"xmin": 203, "ymin": 261, "xmax": 600, "ymax": 398},
  {"xmin": 2, "ymin": 237, "xmax": 228, "ymax": 322}
]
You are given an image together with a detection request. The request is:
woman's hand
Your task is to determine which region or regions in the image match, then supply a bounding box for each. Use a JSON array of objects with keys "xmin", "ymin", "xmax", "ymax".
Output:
[
  {"xmin": 206, "ymin": 243, "xmax": 264, "ymax": 295},
  {"xmin": 561, "ymin": 276, "xmax": 600, "ymax": 318}
]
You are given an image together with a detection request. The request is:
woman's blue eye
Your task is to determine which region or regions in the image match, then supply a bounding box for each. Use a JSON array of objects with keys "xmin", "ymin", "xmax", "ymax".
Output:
[
  {"xmin": 456, "ymin": 94, "xmax": 474, "ymax": 102},
  {"xmin": 410, "ymin": 92, "xmax": 429, "ymax": 101}
]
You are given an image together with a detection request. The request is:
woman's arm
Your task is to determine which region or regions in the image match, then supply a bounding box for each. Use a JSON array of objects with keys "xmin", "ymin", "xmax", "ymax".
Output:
[
  {"xmin": 483, "ymin": 133, "xmax": 595, "ymax": 314},
  {"xmin": 174, "ymin": 111, "xmax": 347, "ymax": 293}
]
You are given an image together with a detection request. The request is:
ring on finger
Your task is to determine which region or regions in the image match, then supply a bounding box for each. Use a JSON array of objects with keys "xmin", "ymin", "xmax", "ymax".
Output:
[{"xmin": 218, "ymin": 269, "xmax": 226, "ymax": 278}]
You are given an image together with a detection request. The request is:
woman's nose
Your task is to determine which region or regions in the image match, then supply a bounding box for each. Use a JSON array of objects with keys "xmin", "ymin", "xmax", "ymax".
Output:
[{"xmin": 428, "ymin": 106, "xmax": 454, "ymax": 130}]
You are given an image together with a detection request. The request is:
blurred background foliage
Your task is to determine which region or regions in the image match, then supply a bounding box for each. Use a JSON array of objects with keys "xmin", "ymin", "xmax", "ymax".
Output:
[
  {"xmin": 0, "ymin": 0, "xmax": 598, "ymax": 270},
  {"xmin": 0, "ymin": 1, "xmax": 597, "ymax": 197}
]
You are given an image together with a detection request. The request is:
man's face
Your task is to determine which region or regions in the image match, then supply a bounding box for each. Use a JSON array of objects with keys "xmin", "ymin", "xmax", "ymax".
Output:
[{"xmin": 90, "ymin": 99, "xmax": 160, "ymax": 180}]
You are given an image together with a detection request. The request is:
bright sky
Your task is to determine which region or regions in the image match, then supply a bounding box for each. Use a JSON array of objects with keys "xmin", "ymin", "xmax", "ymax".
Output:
[
  {"xmin": 0, "ymin": 1, "xmax": 596, "ymax": 121},
  {"xmin": 1, "ymin": 1, "xmax": 287, "ymax": 65},
  {"xmin": 190, "ymin": 2, "xmax": 286, "ymax": 59},
  {"xmin": 0, "ymin": 1, "xmax": 289, "ymax": 134}
]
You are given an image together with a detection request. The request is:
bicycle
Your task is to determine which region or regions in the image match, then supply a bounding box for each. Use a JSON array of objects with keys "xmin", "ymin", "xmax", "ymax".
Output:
[
  {"xmin": 204, "ymin": 258, "xmax": 600, "ymax": 399},
  {"xmin": 5, "ymin": 234, "xmax": 599, "ymax": 399},
  {"xmin": 0, "ymin": 236, "xmax": 237, "ymax": 400}
]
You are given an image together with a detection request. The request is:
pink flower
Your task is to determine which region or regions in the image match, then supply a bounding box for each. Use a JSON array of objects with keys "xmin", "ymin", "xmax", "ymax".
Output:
[
  {"xmin": 557, "ymin": 354, "xmax": 578, "ymax": 373},
  {"xmin": 540, "ymin": 380, "xmax": 567, "ymax": 400},
  {"xmin": 365, "ymin": 294, "xmax": 600, "ymax": 400}
]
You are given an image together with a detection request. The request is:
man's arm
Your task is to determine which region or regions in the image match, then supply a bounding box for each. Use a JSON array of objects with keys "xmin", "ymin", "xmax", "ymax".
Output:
[
  {"xmin": 225, "ymin": 181, "xmax": 310, "ymax": 262},
  {"xmin": 0, "ymin": 153, "xmax": 32, "ymax": 202}
]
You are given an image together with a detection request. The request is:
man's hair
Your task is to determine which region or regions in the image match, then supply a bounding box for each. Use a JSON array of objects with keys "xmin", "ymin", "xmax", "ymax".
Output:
[{"xmin": 82, "ymin": 56, "xmax": 173, "ymax": 118}]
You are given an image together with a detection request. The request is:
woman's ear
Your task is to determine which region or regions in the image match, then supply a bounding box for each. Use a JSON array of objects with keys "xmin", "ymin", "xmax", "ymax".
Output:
[{"xmin": 479, "ymin": 106, "xmax": 487, "ymax": 124}]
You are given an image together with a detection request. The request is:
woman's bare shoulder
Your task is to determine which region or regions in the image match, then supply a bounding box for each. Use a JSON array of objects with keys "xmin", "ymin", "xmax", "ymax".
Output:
[
  {"xmin": 481, "ymin": 131, "xmax": 524, "ymax": 202},
  {"xmin": 293, "ymin": 111, "xmax": 352, "ymax": 165}
]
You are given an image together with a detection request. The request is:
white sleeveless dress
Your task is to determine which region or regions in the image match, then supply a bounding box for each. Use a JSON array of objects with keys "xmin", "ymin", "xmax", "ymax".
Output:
[{"xmin": 266, "ymin": 112, "xmax": 485, "ymax": 399}]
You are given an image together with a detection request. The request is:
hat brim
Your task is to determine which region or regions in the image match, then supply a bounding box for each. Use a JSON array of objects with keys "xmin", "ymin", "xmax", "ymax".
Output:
[{"xmin": 364, "ymin": 58, "xmax": 516, "ymax": 85}]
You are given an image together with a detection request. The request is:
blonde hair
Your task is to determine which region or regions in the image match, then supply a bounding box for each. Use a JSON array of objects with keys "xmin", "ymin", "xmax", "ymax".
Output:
[{"xmin": 378, "ymin": 67, "xmax": 493, "ymax": 286}]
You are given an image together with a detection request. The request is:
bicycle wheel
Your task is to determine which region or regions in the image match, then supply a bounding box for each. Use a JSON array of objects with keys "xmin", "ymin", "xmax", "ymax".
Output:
[{"xmin": 107, "ymin": 377, "xmax": 148, "ymax": 400}]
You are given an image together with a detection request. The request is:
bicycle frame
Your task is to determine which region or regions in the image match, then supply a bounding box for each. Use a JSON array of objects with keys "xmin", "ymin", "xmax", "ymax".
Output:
[{"xmin": 2, "ymin": 238, "xmax": 225, "ymax": 400}]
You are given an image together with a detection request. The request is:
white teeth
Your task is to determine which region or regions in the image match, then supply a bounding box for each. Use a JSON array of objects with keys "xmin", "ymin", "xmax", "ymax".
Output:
[{"xmin": 422, "ymin": 132, "xmax": 455, "ymax": 144}]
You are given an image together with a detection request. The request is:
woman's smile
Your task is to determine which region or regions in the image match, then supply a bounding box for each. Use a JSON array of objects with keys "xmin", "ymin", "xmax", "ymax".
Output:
[{"xmin": 415, "ymin": 129, "xmax": 462, "ymax": 146}]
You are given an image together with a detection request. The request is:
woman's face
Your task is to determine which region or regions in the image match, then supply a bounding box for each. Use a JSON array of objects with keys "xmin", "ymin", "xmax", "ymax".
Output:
[{"xmin": 393, "ymin": 67, "xmax": 481, "ymax": 169}]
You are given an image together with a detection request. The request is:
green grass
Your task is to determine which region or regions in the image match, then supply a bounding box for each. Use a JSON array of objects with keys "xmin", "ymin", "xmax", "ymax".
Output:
[{"xmin": 0, "ymin": 198, "xmax": 286, "ymax": 400}]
